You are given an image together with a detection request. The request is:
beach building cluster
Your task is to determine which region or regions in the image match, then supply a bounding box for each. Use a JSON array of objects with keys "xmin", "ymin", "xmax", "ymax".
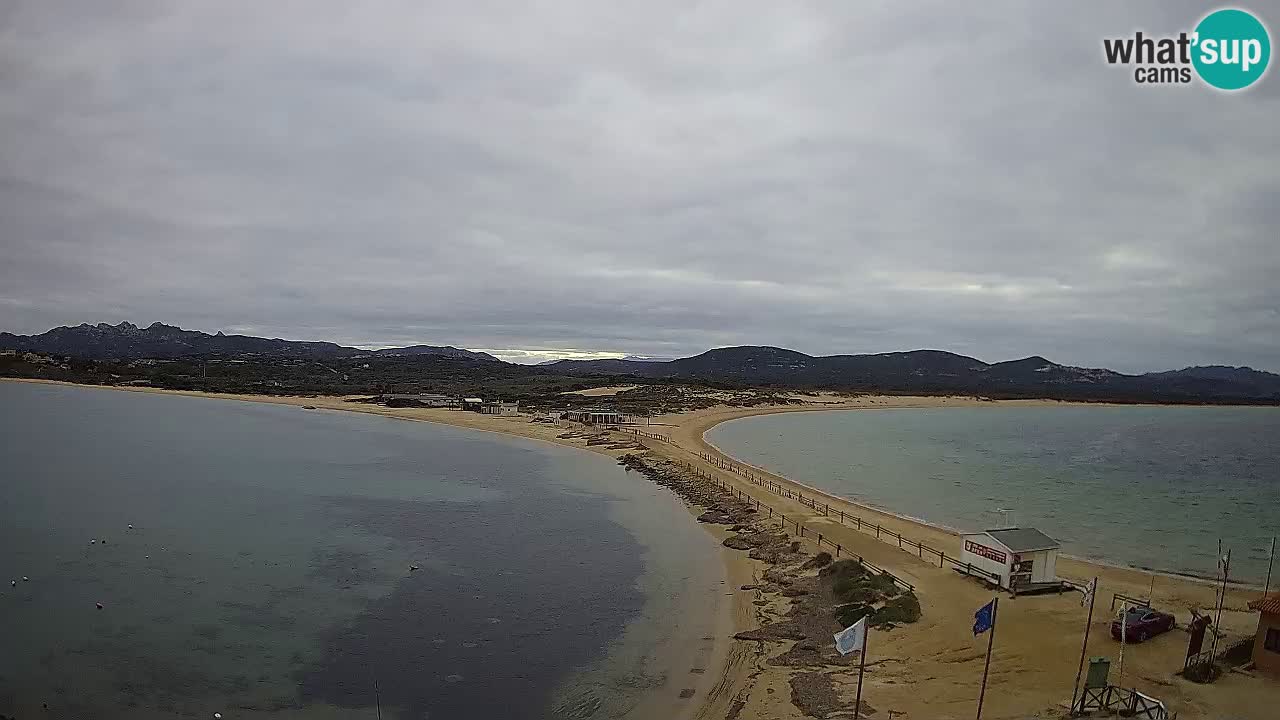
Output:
[
  {"xmin": 371, "ymin": 395, "xmax": 651, "ymax": 426},
  {"xmin": 376, "ymin": 393, "xmax": 519, "ymax": 415},
  {"xmin": 561, "ymin": 408, "xmax": 650, "ymax": 425}
]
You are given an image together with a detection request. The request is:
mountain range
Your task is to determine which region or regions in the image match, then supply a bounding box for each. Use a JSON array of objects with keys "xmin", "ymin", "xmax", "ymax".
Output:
[
  {"xmin": 3, "ymin": 322, "xmax": 1278, "ymax": 402},
  {"xmin": 0, "ymin": 322, "xmax": 499, "ymax": 362},
  {"xmin": 542, "ymin": 346, "xmax": 1280, "ymax": 402}
]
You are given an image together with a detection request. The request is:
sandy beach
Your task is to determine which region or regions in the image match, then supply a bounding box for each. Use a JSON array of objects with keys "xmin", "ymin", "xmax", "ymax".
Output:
[
  {"xmin": 6, "ymin": 378, "xmax": 1277, "ymax": 719},
  {"xmin": 648, "ymin": 399, "xmax": 1279, "ymax": 719}
]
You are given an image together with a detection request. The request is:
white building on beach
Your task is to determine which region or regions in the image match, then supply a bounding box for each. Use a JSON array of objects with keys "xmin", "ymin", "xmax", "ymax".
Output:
[
  {"xmin": 481, "ymin": 401, "xmax": 520, "ymax": 416},
  {"xmin": 562, "ymin": 408, "xmax": 650, "ymax": 425},
  {"xmin": 959, "ymin": 527, "xmax": 1061, "ymax": 592}
]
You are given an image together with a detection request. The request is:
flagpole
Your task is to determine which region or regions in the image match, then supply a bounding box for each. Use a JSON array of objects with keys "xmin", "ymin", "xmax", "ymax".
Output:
[
  {"xmin": 854, "ymin": 622, "xmax": 868, "ymax": 719},
  {"xmin": 1264, "ymin": 536, "xmax": 1275, "ymax": 599},
  {"xmin": 976, "ymin": 597, "xmax": 999, "ymax": 720},
  {"xmin": 1117, "ymin": 601, "xmax": 1128, "ymax": 691},
  {"xmin": 1211, "ymin": 548, "xmax": 1230, "ymax": 658},
  {"xmin": 1070, "ymin": 578, "xmax": 1098, "ymax": 714}
]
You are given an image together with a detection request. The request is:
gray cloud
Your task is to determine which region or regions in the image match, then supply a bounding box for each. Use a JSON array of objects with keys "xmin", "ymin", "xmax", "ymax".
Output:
[{"xmin": 2, "ymin": 1, "xmax": 1278, "ymax": 370}]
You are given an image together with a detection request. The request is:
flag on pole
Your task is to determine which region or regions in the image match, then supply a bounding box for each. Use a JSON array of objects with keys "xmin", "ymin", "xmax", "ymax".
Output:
[
  {"xmin": 974, "ymin": 597, "xmax": 1000, "ymax": 720},
  {"xmin": 834, "ymin": 615, "xmax": 868, "ymax": 656},
  {"xmin": 1117, "ymin": 602, "xmax": 1127, "ymax": 687},
  {"xmin": 973, "ymin": 599, "xmax": 996, "ymax": 636},
  {"xmin": 1080, "ymin": 577, "xmax": 1097, "ymax": 608}
]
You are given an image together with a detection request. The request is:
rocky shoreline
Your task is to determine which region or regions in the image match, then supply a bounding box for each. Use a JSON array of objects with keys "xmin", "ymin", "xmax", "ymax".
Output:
[{"xmin": 617, "ymin": 453, "xmax": 921, "ymax": 719}]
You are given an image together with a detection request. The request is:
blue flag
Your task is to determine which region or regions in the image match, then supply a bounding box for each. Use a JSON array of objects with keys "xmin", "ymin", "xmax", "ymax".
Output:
[{"xmin": 973, "ymin": 599, "xmax": 995, "ymax": 636}]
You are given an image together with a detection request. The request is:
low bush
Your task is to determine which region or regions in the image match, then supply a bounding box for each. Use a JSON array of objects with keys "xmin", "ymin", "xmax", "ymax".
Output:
[
  {"xmin": 801, "ymin": 551, "xmax": 833, "ymax": 570},
  {"xmin": 833, "ymin": 602, "xmax": 876, "ymax": 628},
  {"xmin": 873, "ymin": 593, "xmax": 921, "ymax": 625},
  {"xmin": 819, "ymin": 559, "xmax": 865, "ymax": 580}
]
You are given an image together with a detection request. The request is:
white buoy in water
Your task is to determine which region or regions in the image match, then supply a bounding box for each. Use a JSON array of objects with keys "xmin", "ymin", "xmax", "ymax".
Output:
[
  {"xmin": 128, "ymin": 524, "xmax": 134, "ymax": 530},
  {"xmin": 22, "ymin": 576, "xmax": 28, "ymax": 582},
  {"xmin": 214, "ymin": 713, "xmax": 222, "ymax": 719},
  {"xmin": 95, "ymin": 602, "xmax": 104, "ymax": 609},
  {"xmin": 90, "ymin": 539, "xmax": 96, "ymax": 544},
  {"xmin": 9, "ymin": 580, "xmax": 14, "ymax": 587}
]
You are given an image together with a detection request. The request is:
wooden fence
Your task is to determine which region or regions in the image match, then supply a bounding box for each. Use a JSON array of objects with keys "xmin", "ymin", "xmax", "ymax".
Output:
[
  {"xmin": 683, "ymin": 461, "xmax": 917, "ymax": 593},
  {"xmin": 610, "ymin": 427, "xmax": 676, "ymax": 445},
  {"xmin": 1060, "ymin": 577, "xmax": 1091, "ymax": 593},
  {"xmin": 1186, "ymin": 634, "xmax": 1254, "ymax": 674},
  {"xmin": 695, "ymin": 451, "xmax": 1003, "ymax": 586},
  {"xmin": 1075, "ymin": 686, "xmax": 1172, "ymax": 719}
]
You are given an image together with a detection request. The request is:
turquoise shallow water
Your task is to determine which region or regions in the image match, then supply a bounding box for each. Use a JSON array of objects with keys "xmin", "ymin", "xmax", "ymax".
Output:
[
  {"xmin": 0, "ymin": 382, "xmax": 723, "ymax": 719},
  {"xmin": 707, "ymin": 405, "xmax": 1280, "ymax": 583}
]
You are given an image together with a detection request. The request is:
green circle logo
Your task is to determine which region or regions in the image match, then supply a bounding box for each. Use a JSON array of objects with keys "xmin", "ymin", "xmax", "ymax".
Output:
[{"xmin": 1192, "ymin": 8, "xmax": 1271, "ymax": 90}]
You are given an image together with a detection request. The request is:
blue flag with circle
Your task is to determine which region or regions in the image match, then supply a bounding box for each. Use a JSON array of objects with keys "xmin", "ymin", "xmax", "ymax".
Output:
[{"xmin": 973, "ymin": 599, "xmax": 995, "ymax": 636}]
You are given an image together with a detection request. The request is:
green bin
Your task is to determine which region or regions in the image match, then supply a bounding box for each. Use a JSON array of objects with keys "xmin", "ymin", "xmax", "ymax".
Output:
[{"xmin": 1084, "ymin": 657, "xmax": 1111, "ymax": 689}]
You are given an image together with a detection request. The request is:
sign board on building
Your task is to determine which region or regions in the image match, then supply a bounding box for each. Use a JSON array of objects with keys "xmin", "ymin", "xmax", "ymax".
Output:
[{"xmin": 964, "ymin": 540, "xmax": 1008, "ymax": 564}]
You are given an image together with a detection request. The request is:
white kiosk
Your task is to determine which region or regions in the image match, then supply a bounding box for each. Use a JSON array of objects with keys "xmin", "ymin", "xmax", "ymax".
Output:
[{"xmin": 959, "ymin": 527, "xmax": 1061, "ymax": 592}]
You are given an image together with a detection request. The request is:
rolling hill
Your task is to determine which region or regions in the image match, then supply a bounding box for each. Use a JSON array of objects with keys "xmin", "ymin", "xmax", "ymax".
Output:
[
  {"xmin": 4, "ymin": 323, "xmax": 1277, "ymax": 403},
  {"xmin": 0, "ymin": 322, "xmax": 499, "ymax": 362},
  {"xmin": 544, "ymin": 346, "xmax": 1280, "ymax": 402}
]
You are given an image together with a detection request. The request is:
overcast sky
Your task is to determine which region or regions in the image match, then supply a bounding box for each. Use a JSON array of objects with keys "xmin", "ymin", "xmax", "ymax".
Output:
[{"xmin": 2, "ymin": 2, "xmax": 1277, "ymax": 370}]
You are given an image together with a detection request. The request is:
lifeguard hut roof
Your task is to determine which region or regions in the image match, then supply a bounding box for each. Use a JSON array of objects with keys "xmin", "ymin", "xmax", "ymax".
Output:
[{"xmin": 984, "ymin": 527, "xmax": 1060, "ymax": 553}]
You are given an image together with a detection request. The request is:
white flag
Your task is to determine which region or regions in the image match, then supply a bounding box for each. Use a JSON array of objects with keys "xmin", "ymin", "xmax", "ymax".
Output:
[
  {"xmin": 1081, "ymin": 578, "xmax": 1097, "ymax": 608},
  {"xmin": 834, "ymin": 616, "xmax": 868, "ymax": 656}
]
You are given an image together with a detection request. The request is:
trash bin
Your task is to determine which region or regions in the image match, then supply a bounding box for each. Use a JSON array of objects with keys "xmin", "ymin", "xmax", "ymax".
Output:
[{"xmin": 1085, "ymin": 657, "xmax": 1111, "ymax": 689}]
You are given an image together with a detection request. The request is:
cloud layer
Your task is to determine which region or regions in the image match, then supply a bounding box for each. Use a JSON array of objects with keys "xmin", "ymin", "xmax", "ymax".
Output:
[{"xmin": 2, "ymin": 1, "xmax": 1278, "ymax": 370}]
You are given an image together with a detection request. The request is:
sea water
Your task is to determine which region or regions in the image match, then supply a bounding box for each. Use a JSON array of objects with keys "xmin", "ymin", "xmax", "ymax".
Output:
[
  {"xmin": 708, "ymin": 405, "xmax": 1280, "ymax": 582},
  {"xmin": 0, "ymin": 381, "xmax": 724, "ymax": 719}
]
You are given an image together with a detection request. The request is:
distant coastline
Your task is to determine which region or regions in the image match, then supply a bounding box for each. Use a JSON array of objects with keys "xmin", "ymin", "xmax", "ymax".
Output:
[{"xmin": 5, "ymin": 320, "xmax": 1280, "ymax": 406}]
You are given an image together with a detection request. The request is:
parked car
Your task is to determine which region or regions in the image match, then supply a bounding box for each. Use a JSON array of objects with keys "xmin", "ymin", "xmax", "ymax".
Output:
[{"xmin": 1110, "ymin": 606, "xmax": 1176, "ymax": 642}]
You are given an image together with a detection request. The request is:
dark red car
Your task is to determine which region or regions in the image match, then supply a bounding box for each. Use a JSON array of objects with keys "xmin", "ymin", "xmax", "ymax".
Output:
[{"xmin": 1110, "ymin": 606, "xmax": 1176, "ymax": 642}]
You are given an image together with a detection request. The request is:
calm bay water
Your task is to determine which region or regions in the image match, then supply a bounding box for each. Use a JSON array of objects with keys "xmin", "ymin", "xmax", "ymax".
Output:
[
  {"xmin": 0, "ymin": 382, "xmax": 725, "ymax": 719},
  {"xmin": 708, "ymin": 405, "xmax": 1280, "ymax": 582}
]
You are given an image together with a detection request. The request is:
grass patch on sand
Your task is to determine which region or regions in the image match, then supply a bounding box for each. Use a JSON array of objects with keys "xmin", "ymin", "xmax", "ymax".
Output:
[{"xmin": 822, "ymin": 559, "xmax": 919, "ymax": 628}]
